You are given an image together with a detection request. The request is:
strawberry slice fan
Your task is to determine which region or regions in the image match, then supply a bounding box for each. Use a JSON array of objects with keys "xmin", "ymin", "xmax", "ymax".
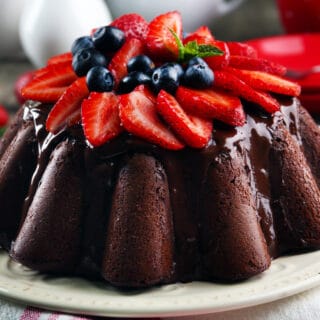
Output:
[
  {"xmin": 246, "ymin": 33, "xmax": 320, "ymax": 115},
  {"xmin": 21, "ymin": 11, "xmax": 301, "ymax": 150}
]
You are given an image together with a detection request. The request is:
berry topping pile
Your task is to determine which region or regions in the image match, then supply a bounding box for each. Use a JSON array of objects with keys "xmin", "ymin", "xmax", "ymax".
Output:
[{"xmin": 21, "ymin": 11, "xmax": 301, "ymax": 150}]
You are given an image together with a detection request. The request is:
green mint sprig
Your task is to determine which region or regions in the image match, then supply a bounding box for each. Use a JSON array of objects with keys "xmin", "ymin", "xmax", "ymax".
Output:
[{"xmin": 170, "ymin": 29, "xmax": 224, "ymax": 63}]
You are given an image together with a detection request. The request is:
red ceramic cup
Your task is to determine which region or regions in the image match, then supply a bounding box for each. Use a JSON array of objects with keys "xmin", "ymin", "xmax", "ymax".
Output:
[{"xmin": 277, "ymin": 0, "xmax": 320, "ymax": 33}]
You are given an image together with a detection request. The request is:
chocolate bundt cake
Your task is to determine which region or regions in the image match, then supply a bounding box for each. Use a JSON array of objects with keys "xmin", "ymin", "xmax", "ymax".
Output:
[{"xmin": 1, "ymin": 11, "xmax": 320, "ymax": 288}]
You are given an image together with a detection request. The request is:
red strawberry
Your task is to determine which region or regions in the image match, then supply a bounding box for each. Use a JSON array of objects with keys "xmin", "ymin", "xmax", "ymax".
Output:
[
  {"xmin": 156, "ymin": 90, "xmax": 212, "ymax": 148},
  {"xmin": 214, "ymin": 70, "xmax": 281, "ymax": 113},
  {"xmin": 229, "ymin": 56, "xmax": 287, "ymax": 76},
  {"xmin": 146, "ymin": 11, "xmax": 183, "ymax": 61},
  {"xmin": 14, "ymin": 70, "xmax": 35, "ymax": 104},
  {"xmin": 22, "ymin": 64, "xmax": 77, "ymax": 103},
  {"xmin": 227, "ymin": 42, "xmax": 258, "ymax": 58},
  {"xmin": 46, "ymin": 77, "xmax": 89, "ymax": 133},
  {"xmin": 108, "ymin": 37, "xmax": 144, "ymax": 86},
  {"xmin": 183, "ymin": 26, "xmax": 215, "ymax": 45},
  {"xmin": 176, "ymin": 86, "xmax": 245, "ymax": 126},
  {"xmin": 183, "ymin": 27, "xmax": 228, "ymax": 69},
  {"xmin": 47, "ymin": 52, "xmax": 72, "ymax": 65},
  {"xmin": 229, "ymin": 68, "xmax": 301, "ymax": 97},
  {"xmin": 119, "ymin": 85, "xmax": 184, "ymax": 150},
  {"xmin": 66, "ymin": 108, "xmax": 82, "ymax": 127},
  {"xmin": 82, "ymin": 92, "xmax": 122, "ymax": 147},
  {"xmin": 0, "ymin": 105, "xmax": 9, "ymax": 127},
  {"xmin": 205, "ymin": 40, "xmax": 230, "ymax": 70},
  {"xmin": 33, "ymin": 60, "xmax": 73, "ymax": 79},
  {"xmin": 111, "ymin": 13, "xmax": 148, "ymax": 41}
]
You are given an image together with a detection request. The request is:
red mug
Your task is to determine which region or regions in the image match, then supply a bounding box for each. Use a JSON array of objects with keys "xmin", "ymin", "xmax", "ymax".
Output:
[{"xmin": 277, "ymin": 0, "xmax": 320, "ymax": 33}]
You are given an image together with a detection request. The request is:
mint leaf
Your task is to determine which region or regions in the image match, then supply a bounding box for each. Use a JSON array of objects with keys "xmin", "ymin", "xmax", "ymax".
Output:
[
  {"xmin": 184, "ymin": 41, "xmax": 199, "ymax": 54},
  {"xmin": 198, "ymin": 44, "xmax": 224, "ymax": 58},
  {"xmin": 169, "ymin": 28, "xmax": 224, "ymax": 64}
]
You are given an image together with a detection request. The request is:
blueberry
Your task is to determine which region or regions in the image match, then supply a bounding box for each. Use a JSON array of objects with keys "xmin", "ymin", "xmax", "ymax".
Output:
[
  {"xmin": 71, "ymin": 36, "xmax": 94, "ymax": 56},
  {"xmin": 117, "ymin": 72, "xmax": 151, "ymax": 94},
  {"xmin": 183, "ymin": 61, "xmax": 214, "ymax": 89},
  {"xmin": 92, "ymin": 26, "xmax": 125, "ymax": 53},
  {"xmin": 187, "ymin": 57, "xmax": 207, "ymax": 67},
  {"xmin": 127, "ymin": 55, "xmax": 155, "ymax": 74},
  {"xmin": 86, "ymin": 66, "xmax": 114, "ymax": 92},
  {"xmin": 72, "ymin": 48, "xmax": 108, "ymax": 77},
  {"xmin": 151, "ymin": 63, "xmax": 182, "ymax": 94},
  {"xmin": 170, "ymin": 62, "xmax": 184, "ymax": 79}
]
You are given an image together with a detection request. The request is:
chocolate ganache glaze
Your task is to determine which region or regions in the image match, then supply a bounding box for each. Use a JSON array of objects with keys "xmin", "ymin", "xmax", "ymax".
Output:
[{"xmin": 1, "ymin": 96, "xmax": 320, "ymax": 287}]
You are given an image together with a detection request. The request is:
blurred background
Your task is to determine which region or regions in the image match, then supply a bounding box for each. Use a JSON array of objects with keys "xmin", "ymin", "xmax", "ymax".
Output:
[
  {"xmin": 0, "ymin": 0, "xmax": 305, "ymax": 117},
  {"xmin": 212, "ymin": 0, "xmax": 282, "ymax": 40}
]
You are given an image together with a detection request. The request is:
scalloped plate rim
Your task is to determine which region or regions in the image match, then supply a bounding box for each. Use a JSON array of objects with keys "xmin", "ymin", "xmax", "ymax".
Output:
[{"xmin": 0, "ymin": 250, "xmax": 319, "ymax": 317}]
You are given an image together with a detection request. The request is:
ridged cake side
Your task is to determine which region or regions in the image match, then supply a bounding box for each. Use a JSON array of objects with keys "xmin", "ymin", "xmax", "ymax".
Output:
[{"xmin": 0, "ymin": 98, "xmax": 319, "ymax": 288}]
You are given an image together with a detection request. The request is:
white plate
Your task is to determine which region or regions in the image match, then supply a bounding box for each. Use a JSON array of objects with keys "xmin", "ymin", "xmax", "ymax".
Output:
[{"xmin": 0, "ymin": 250, "xmax": 320, "ymax": 318}]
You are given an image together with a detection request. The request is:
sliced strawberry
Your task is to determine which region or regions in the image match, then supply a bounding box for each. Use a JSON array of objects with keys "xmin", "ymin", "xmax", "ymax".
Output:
[
  {"xmin": 82, "ymin": 92, "xmax": 122, "ymax": 147},
  {"xmin": 111, "ymin": 13, "xmax": 148, "ymax": 41},
  {"xmin": 229, "ymin": 56, "xmax": 287, "ymax": 76},
  {"xmin": 66, "ymin": 108, "xmax": 82, "ymax": 127},
  {"xmin": 22, "ymin": 64, "xmax": 77, "ymax": 103},
  {"xmin": 214, "ymin": 70, "xmax": 280, "ymax": 113},
  {"xmin": 33, "ymin": 60, "xmax": 73, "ymax": 79},
  {"xmin": 22, "ymin": 86, "xmax": 67, "ymax": 103},
  {"xmin": 46, "ymin": 77, "xmax": 89, "ymax": 133},
  {"xmin": 14, "ymin": 70, "xmax": 35, "ymax": 104},
  {"xmin": 47, "ymin": 52, "xmax": 72, "ymax": 65},
  {"xmin": 119, "ymin": 85, "xmax": 184, "ymax": 150},
  {"xmin": 227, "ymin": 42, "xmax": 258, "ymax": 58},
  {"xmin": 156, "ymin": 90, "xmax": 212, "ymax": 148},
  {"xmin": 108, "ymin": 37, "xmax": 144, "ymax": 87},
  {"xmin": 183, "ymin": 26, "xmax": 215, "ymax": 45},
  {"xmin": 146, "ymin": 11, "xmax": 183, "ymax": 61},
  {"xmin": 205, "ymin": 40, "xmax": 230, "ymax": 70},
  {"xmin": 176, "ymin": 86, "xmax": 245, "ymax": 126},
  {"xmin": 229, "ymin": 68, "xmax": 301, "ymax": 97}
]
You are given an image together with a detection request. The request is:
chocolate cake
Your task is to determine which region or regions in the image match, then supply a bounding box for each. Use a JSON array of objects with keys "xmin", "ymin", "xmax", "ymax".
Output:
[{"xmin": 0, "ymin": 11, "xmax": 320, "ymax": 288}]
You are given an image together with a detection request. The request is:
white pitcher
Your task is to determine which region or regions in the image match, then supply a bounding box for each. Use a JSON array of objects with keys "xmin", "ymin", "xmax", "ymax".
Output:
[
  {"xmin": 105, "ymin": 0, "xmax": 244, "ymax": 31},
  {"xmin": 19, "ymin": 0, "xmax": 112, "ymax": 67}
]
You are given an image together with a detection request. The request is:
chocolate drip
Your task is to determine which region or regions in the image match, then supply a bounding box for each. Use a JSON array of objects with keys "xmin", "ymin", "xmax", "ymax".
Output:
[
  {"xmin": 77, "ymin": 152, "xmax": 120, "ymax": 277},
  {"xmin": 20, "ymin": 104, "xmax": 66, "ymax": 225}
]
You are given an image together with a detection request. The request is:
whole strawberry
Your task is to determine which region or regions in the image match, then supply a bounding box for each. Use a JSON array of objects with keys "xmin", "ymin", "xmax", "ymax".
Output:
[{"xmin": 111, "ymin": 13, "xmax": 148, "ymax": 41}]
